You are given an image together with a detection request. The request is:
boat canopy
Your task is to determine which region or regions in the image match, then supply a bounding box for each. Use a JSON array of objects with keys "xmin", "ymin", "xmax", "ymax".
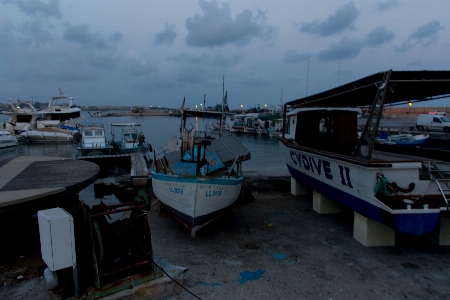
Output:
[{"xmin": 286, "ymin": 70, "xmax": 450, "ymax": 108}]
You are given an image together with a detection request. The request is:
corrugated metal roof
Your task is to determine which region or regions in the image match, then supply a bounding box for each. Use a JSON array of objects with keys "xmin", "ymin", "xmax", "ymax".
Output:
[{"xmin": 286, "ymin": 70, "xmax": 450, "ymax": 108}]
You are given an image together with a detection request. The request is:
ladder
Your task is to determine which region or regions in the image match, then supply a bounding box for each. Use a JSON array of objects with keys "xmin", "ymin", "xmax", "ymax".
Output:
[{"xmin": 423, "ymin": 161, "xmax": 450, "ymax": 210}]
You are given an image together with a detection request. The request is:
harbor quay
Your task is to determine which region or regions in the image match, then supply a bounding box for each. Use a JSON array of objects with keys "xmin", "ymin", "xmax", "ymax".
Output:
[{"xmin": 1, "ymin": 173, "xmax": 450, "ymax": 299}]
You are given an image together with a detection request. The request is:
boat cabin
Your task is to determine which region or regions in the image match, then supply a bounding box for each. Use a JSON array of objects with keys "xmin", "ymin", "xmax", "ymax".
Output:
[
  {"xmin": 285, "ymin": 107, "xmax": 360, "ymax": 156},
  {"xmin": 78, "ymin": 123, "xmax": 106, "ymax": 149}
]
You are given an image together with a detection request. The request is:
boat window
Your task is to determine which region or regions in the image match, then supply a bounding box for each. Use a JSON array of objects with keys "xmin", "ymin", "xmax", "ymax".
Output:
[
  {"xmin": 319, "ymin": 118, "xmax": 326, "ymax": 133},
  {"xmin": 94, "ymin": 130, "xmax": 103, "ymax": 136},
  {"xmin": 433, "ymin": 117, "xmax": 442, "ymax": 123},
  {"xmin": 440, "ymin": 117, "xmax": 450, "ymax": 123},
  {"xmin": 85, "ymin": 131, "xmax": 93, "ymax": 136},
  {"xmin": 285, "ymin": 117, "xmax": 290, "ymax": 134}
]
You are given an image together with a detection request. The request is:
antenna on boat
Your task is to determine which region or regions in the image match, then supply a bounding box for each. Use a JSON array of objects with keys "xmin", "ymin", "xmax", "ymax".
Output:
[
  {"xmin": 305, "ymin": 56, "xmax": 310, "ymax": 96},
  {"xmin": 280, "ymin": 88, "xmax": 283, "ymax": 109}
]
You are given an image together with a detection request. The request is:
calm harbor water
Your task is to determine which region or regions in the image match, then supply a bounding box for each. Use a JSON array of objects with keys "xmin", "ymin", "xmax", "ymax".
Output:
[{"xmin": 0, "ymin": 112, "xmax": 288, "ymax": 205}]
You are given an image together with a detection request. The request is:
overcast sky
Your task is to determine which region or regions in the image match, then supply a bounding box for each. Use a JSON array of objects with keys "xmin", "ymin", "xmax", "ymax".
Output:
[{"xmin": 1, "ymin": 0, "xmax": 449, "ymax": 109}]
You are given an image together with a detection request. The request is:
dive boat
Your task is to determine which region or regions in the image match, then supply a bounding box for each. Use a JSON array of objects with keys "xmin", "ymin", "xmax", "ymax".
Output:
[
  {"xmin": 0, "ymin": 130, "xmax": 18, "ymax": 148},
  {"xmin": 277, "ymin": 70, "xmax": 450, "ymax": 238},
  {"xmin": 151, "ymin": 103, "xmax": 250, "ymax": 237}
]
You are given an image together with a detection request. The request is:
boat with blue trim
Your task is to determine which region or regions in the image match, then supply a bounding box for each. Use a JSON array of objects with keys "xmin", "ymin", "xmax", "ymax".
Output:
[
  {"xmin": 151, "ymin": 100, "xmax": 250, "ymax": 237},
  {"xmin": 277, "ymin": 70, "xmax": 450, "ymax": 237}
]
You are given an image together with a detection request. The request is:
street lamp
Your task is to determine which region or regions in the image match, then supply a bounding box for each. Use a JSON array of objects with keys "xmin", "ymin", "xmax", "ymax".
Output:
[{"xmin": 408, "ymin": 101, "xmax": 412, "ymax": 114}]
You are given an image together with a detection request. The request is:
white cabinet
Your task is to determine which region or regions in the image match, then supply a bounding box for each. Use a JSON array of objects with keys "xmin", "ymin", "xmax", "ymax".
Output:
[{"xmin": 38, "ymin": 208, "xmax": 76, "ymax": 271}]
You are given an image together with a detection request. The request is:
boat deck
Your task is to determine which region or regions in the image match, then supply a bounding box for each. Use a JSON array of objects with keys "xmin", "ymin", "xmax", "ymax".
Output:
[{"xmin": 0, "ymin": 156, "xmax": 99, "ymax": 212}]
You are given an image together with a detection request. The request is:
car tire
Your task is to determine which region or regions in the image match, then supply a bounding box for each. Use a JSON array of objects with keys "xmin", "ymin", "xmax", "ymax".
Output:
[
  {"xmin": 417, "ymin": 125, "xmax": 424, "ymax": 131},
  {"xmin": 444, "ymin": 127, "xmax": 450, "ymax": 133}
]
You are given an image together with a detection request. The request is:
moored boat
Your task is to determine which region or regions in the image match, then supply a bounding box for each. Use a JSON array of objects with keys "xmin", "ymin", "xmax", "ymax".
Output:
[
  {"xmin": 277, "ymin": 70, "xmax": 450, "ymax": 238},
  {"xmin": 151, "ymin": 102, "xmax": 250, "ymax": 237},
  {"xmin": 75, "ymin": 122, "xmax": 112, "ymax": 156},
  {"xmin": 20, "ymin": 126, "xmax": 76, "ymax": 142},
  {"xmin": 0, "ymin": 130, "xmax": 18, "ymax": 148},
  {"xmin": 1, "ymin": 99, "xmax": 43, "ymax": 134},
  {"xmin": 38, "ymin": 89, "xmax": 84, "ymax": 129},
  {"xmin": 376, "ymin": 132, "xmax": 429, "ymax": 146}
]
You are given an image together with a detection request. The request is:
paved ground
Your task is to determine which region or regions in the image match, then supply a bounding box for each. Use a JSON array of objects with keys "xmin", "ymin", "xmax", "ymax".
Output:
[
  {"xmin": 2, "ymin": 174, "xmax": 450, "ymax": 299},
  {"xmin": 148, "ymin": 175, "xmax": 450, "ymax": 300}
]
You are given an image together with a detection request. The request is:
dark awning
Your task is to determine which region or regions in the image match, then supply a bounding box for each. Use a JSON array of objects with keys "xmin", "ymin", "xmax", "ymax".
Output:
[{"xmin": 286, "ymin": 70, "xmax": 450, "ymax": 108}]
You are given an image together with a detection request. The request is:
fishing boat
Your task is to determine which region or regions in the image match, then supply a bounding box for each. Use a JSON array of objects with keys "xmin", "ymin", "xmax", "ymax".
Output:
[
  {"xmin": 74, "ymin": 123, "xmax": 113, "ymax": 157},
  {"xmin": 277, "ymin": 70, "xmax": 450, "ymax": 242},
  {"xmin": 110, "ymin": 123, "xmax": 151, "ymax": 159},
  {"xmin": 1, "ymin": 99, "xmax": 43, "ymax": 134},
  {"xmin": 151, "ymin": 101, "xmax": 250, "ymax": 237},
  {"xmin": 0, "ymin": 130, "xmax": 18, "ymax": 148}
]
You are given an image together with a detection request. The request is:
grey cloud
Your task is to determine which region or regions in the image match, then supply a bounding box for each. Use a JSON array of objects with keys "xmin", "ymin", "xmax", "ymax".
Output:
[
  {"xmin": 154, "ymin": 23, "xmax": 176, "ymax": 45},
  {"xmin": 109, "ymin": 32, "xmax": 123, "ymax": 42},
  {"xmin": 2, "ymin": 0, "xmax": 61, "ymax": 18},
  {"xmin": 366, "ymin": 26, "xmax": 394, "ymax": 47},
  {"xmin": 318, "ymin": 37, "xmax": 363, "ymax": 61},
  {"xmin": 64, "ymin": 23, "xmax": 121, "ymax": 49},
  {"xmin": 167, "ymin": 51, "xmax": 240, "ymax": 68},
  {"xmin": 377, "ymin": 0, "xmax": 398, "ymax": 11},
  {"xmin": 126, "ymin": 57, "xmax": 157, "ymax": 77},
  {"xmin": 318, "ymin": 26, "xmax": 394, "ymax": 61},
  {"xmin": 301, "ymin": 2, "xmax": 359, "ymax": 36},
  {"xmin": 212, "ymin": 52, "xmax": 241, "ymax": 67},
  {"xmin": 397, "ymin": 20, "xmax": 444, "ymax": 51},
  {"xmin": 284, "ymin": 50, "xmax": 309, "ymax": 64},
  {"xmin": 410, "ymin": 20, "xmax": 444, "ymax": 42},
  {"xmin": 185, "ymin": 0, "xmax": 276, "ymax": 47},
  {"xmin": 87, "ymin": 53, "xmax": 120, "ymax": 70},
  {"xmin": 20, "ymin": 20, "xmax": 54, "ymax": 44}
]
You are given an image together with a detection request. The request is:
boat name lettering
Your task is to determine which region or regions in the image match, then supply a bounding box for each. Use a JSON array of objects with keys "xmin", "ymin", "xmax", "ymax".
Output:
[
  {"xmin": 205, "ymin": 190, "xmax": 222, "ymax": 197},
  {"xmin": 290, "ymin": 151, "xmax": 333, "ymax": 180},
  {"xmin": 169, "ymin": 187, "xmax": 183, "ymax": 194}
]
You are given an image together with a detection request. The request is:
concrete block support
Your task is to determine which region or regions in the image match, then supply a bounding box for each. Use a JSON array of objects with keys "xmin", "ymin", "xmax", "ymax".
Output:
[
  {"xmin": 431, "ymin": 217, "xmax": 450, "ymax": 246},
  {"xmin": 313, "ymin": 191, "xmax": 340, "ymax": 214},
  {"xmin": 290, "ymin": 177, "xmax": 312, "ymax": 196},
  {"xmin": 353, "ymin": 212, "xmax": 395, "ymax": 246}
]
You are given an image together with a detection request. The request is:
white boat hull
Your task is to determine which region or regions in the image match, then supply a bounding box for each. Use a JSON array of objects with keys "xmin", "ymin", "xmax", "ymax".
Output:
[
  {"xmin": 278, "ymin": 139, "xmax": 443, "ymax": 236},
  {"xmin": 152, "ymin": 171, "xmax": 243, "ymax": 234},
  {"xmin": 21, "ymin": 130, "xmax": 74, "ymax": 142},
  {"xmin": 0, "ymin": 131, "xmax": 18, "ymax": 148}
]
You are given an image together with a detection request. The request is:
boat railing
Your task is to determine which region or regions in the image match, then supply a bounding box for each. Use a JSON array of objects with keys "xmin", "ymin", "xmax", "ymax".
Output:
[{"xmin": 423, "ymin": 161, "xmax": 450, "ymax": 210}]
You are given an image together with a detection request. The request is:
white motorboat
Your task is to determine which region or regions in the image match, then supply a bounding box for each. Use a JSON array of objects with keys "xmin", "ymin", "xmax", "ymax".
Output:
[
  {"xmin": 0, "ymin": 130, "xmax": 18, "ymax": 148},
  {"xmin": 37, "ymin": 89, "xmax": 84, "ymax": 129},
  {"xmin": 1, "ymin": 99, "xmax": 43, "ymax": 134},
  {"xmin": 278, "ymin": 70, "xmax": 450, "ymax": 237},
  {"xmin": 152, "ymin": 103, "xmax": 250, "ymax": 237},
  {"xmin": 20, "ymin": 126, "xmax": 76, "ymax": 142}
]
